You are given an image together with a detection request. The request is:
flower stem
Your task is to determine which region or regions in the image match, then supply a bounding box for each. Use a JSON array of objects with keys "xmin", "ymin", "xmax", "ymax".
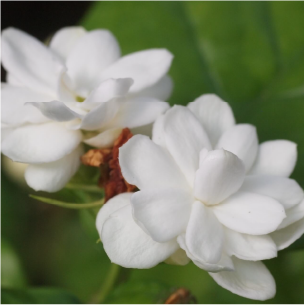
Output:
[
  {"xmin": 91, "ymin": 263, "xmax": 121, "ymax": 304},
  {"xmin": 30, "ymin": 195, "xmax": 104, "ymax": 209}
]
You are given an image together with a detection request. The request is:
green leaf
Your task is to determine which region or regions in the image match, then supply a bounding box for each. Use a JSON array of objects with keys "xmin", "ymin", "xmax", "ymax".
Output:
[
  {"xmin": 1, "ymin": 287, "xmax": 81, "ymax": 304},
  {"xmin": 1, "ymin": 239, "xmax": 27, "ymax": 288},
  {"xmin": 104, "ymin": 280, "xmax": 195, "ymax": 304}
]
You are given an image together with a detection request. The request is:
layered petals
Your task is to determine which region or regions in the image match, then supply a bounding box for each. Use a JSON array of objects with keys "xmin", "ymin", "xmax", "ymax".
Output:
[
  {"xmin": 101, "ymin": 202, "xmax": 178, "ymax": 268},
  {"xmin": 66, "ymin": 30, "xmax": 121, "ymax": 96},
  {"xmin": 216, "ymin": 124, "xmax": 258, "ymax": 172},
  {"xmin": 209, "ymin": 257, "xmax": 276, "ymax": 301},
  {"xmin": 119, "ymin": 135, "xmax": 188, "ymax": 190},
  {"xmin": 194, "ymin": 150, "xmax": 245, "ymax": 205},
  {"xmin": 188, "ymin": 94, "xmax": 235, "ymax": 146},
  {"xmin": 224, "ymin": 228, "xmax": 277, "ymax": 261},
  {"xmin": 185, "ymin": 202, "xmax": 224, "ymax": 264},
  {"xmin": 107, "ymin": 97, "xmax": 169, "ymax": 129},
  {"xmin": 1, "ymin": 84, "xmax": 51, "ymax": 126},
  {"xmin": 27, "ymin": 100, "xmax": 82, "ymax": 122},
  {"xmin": 131, "ymin": 188, "xmax": 193, "ymax": 243},
  {"xmin": 277, "ymin": 200, "xmax": 304, "ymax": 230},
  {"xmin": 271, "ymin": 218, "xmax": 304, "ymax": 250},
  {"xmin": 163, "ymin": 106, "xmax": 212, "ymax": 186},
  {"xmin": 2, "ymin": 28, "xmax": 63, "ymax": 95},
  {"xmin": 212, "ymin": 192, "xmax": 286, "ymax": 235},
  {"xmin": 84, "ymin": 128, "xmax": 122, "ymax": 149},
  {"xmin": 50, "ymin": 27, "xmax": 86, "ymax": 61},
  {"xmin": 24, "ymin": 145, "xmax": 83, "ymax": 192},
  {"xmin": 249, "ymin": 140, "xmax": 297, "ymax": 177},
  {"xmin": 2, "ymin": 122, "xmax": 82, "ymax": 164},
  {"xmin": 100, "ymin": 49, "xmax": 173, "ymax": 93},
  {"xmin": 177, "ymin": 234, "xmax": 234, "ymax": 273},
  {"xmin": 240, "ymin": 175, "xmax": 304, "ymax": 210}
]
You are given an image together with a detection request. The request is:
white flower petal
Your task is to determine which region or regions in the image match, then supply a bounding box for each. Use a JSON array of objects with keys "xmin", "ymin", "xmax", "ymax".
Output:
[
  {"xmin": 107, "ymin": 97, "xmax": 169, "ymax": 129},
  {"xmin": 96, "ymin": 193, "xmax": 131, "ymax": 235},
  {"xmin": 249, "ymin": 140, "xmax": 297, "ymax": 177},
  {"xmin": 216, "ymin": 124, "xmax": 258, "ymax": 172},
  {"xmin": 84, "ymin": 128, "xmax": 122, "ymax": 148},
  {"xmin": 188, "ymin": 94, "xmax": 235, "ymax": 147},
  {"xmin": 271, "ymin": 218, "xmax": 304, "ymax": 250},
  {"xmin": 24, "ymin": 145, "xmax": 83, "ymax": 192},
  {"xmin": 80, "ymin": 101, "xmax": 119, "ymax": 131},
  {"xmin": 209, "ymin": 257, "xmax": 276, "ymax": 301},
  {"xmin": 194, "ymin": 149, "xmax": 245, "ymax": 205},
  {"xmin": 100, "ymin": 49, "xmax": 173, "ymax": 93},
  {"xmin": 131, "ymin": 188, "xmax": 193, "ymax": 243},
  {"xmin": 119, "ymin": 135, "xmax": 188, "ymax": 190},
  {"xmin": 101, "ymin": 204, "xmax": 178, "ymax": 268},
  {"xmin": 1, "ymin": 127, "xmax": 14, "ymax": 143},
  {"xmin": 6, "ymin": 73, "xmax": 23, "ymax": 87},
  {"xmin": 129, "ymin": 75, "xmax": 173, "ymax": 101},
  {"xmin": 152, "ymin": 114, "xmax": 166, "ymax": 148},
  {"xmin": 213, "ymin": 192, "xmax": 286, "ymax": 235},
  {"xmin": 2, "ymin": 122, "xmax": 82, "ymax": 164},
  {"xmin": 164, "ymin": 106, "xmax": 212, "ymax": 186},
  {"xmin": 2, "ymin": 28, "xmax": 63, "ymax": 95},
  {"xmin": 240, "ymin": 175, "xmax": 304, "ymax": 210},
  {"xmin": 177, "ymin": 234, "xmax": 234, "ymax": 273},
  {"xmin": 66, "ymin": 30, "xmax": 121, "ymax": 96},
  {"xmin": 50, "ymin": 26, "xmax": 86, "ymax": 61},
  {"xmin": 1, "ymin": 84, "xmax": 51, "ymax": 126},
  {"xmin": 224, "ymin": 228, "xmax": 277, "ymax": 261},
  {"xmin": 83, "ymin": 78, "xmax": 133, "ymax": 105},
  {"xmin": 185, "ymin": 202, "xmax": 224, "ymax": 264},
  {"xmin": 277, "ymin": 200, "xmax": 304, "ymax": 230},
  {"xmin": 27, "ymin": 101, "xmax": 82, "ymax": 122}
]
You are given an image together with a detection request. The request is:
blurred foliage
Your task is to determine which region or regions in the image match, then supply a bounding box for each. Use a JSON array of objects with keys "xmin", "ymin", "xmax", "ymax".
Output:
[
  {"xmin": 1, "ymin": 2, "xmax": 304, "ymax": 304},
  {"xmin": 1, "ymin": 288, "xmax": 81, "ymax": 304}
]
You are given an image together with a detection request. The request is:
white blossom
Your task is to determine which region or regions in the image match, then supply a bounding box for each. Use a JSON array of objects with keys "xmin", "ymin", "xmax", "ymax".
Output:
[
  {"xmin": 1, "ymin": 27, "xmax": 172, "ymax": 192},
  {"xmin": 96, "ymin": 94, "xmax": 304, "ymax": 300}
]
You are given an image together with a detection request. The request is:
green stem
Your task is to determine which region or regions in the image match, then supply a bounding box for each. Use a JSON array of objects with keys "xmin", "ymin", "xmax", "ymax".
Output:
[
  {"xmin": 30, "ymin": 195, "xmax": 104, "ymax": 209},
  {"xmin": 65, "ymin": 183, "xmax": 103, "ymax": 194},
  {"xmin": 92, "ymin": 263, "xmax": 121, "ymax": 304}
]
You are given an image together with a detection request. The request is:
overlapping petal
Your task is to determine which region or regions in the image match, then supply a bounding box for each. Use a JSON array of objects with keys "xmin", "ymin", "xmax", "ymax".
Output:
[
  {"xmin": 216, "ymin": 124, "xmax": 258, "ymax": 172},
  {"xmin": 24, "ymin": 145, "xmax": 83, "ymax": 192},
  {"xmin": 194, "ymin": 150, "xmax": 245, "ymax": 205},
  {"xmin": 249, "ymin": 140, "xmax": 297, "ymax": 177},
  {"xmin": 277, "ymin": 199, "xmax": 304, "ymax": 230},
  {"xmin": 224, "ymin": 228, "xmax": 277, "ymax": 261},
  {"xmin": 50, "ymin": 26, "xmax": 87, "ymax": 61},
  {"xmin": 66, "ymin": 29, "xmax": 121, "ymax": 96},
  {"xmin": 106, "ymin": 97, "xmax": 169, "ymax": 129},
  {"xmin": 2, "ymin": 28, "xmax": 63, "ymax": 95},
  {"xmin": 84, "ymin": 128, "xmax": 123, "ymax": 149},
  {"xmin": 100, "ymin": 49, "xmax": 173, "ymax": 93},
  {"xmin": 101, "ymin": 203, "xmax": 178, "ymax": 269},
  {"xmin": 131, "ymin": 188, "xmax": 193, "ymax": 243},
  {"xmin": 163, "ymin": 106, "xmax": 212, "ymax": 186},
  {"xmin": 119, "ymin": 135, "xmax": 188, "ymax": 190},
  {"xmin": 188, "ymin": 94, "xmax": 235, "ymax": 146},
  {"xmin": 185, "ymin": 202, "xmax": 224, "ymax": 264},
  {"xmin": 1, "ymin": 84, "xmax": 51, "ymax": 126},
  {"xmin": 240, "ymin": 175, "xmax": 303, "ymax": 209},
  {"xmin": 2, "ymin": 122, "xmax": 82, "ymax": 164},
  {"xmin": 212, "ymin": 192, "xmax": 286, "ymax": 235},
  {"xmin": 209, "ymin": 257, "xmax": 276, "ymax": 301}
]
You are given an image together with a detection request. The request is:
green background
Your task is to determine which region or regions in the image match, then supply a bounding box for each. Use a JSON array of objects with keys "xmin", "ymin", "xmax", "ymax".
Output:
[{"xmin": 2, "ymin": 2, "xmax": 304, "ymax": 304}]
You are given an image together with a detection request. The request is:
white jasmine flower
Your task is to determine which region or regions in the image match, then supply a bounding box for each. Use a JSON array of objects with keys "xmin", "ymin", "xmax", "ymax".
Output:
[
  {"xmin": 1, "ymin": 27, "xmax": 172, "ymax": 192},
  {"xmin": 96, "ymin": 94, "xmax": 304, "ymax": 300}
]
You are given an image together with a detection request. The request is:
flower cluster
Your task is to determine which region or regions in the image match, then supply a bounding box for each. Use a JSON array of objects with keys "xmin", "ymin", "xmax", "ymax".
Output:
[
  {"xmin": 2, "ymin": 27, "xmax": 171, "ymax": 192},
  {"xmin": 1, "ymin": 27, "xmax": 304, "ymax": 301}
]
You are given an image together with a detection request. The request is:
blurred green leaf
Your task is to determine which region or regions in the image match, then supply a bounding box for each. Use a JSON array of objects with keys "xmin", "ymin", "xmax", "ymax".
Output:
[
  {"xmin": 1, "ymin": 239, "xmax": 27, "ymax": 288},
  {"xmin": 104, "ymin": 280, "xmax": 192, "ymax": 304},
  {"xmin": 1, "ymin": 287, "xmax": 81, "ymax": 304}
]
